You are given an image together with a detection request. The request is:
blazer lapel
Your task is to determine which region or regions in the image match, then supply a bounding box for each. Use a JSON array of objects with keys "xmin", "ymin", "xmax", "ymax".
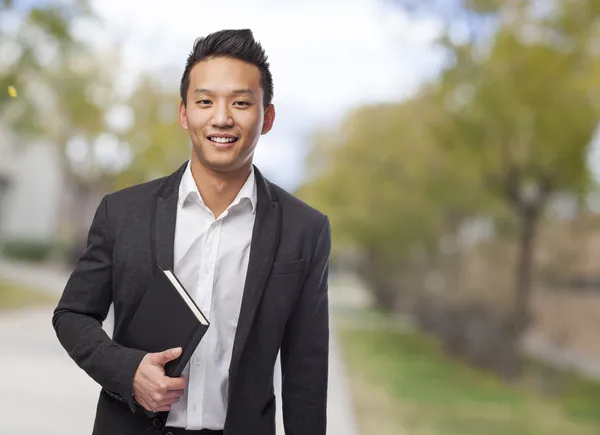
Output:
[
  {"xmin": 151, "ymin": 162, "xmax": 281, "ymax": 396},
  {"xmin": 150, "ymin": 161, "xmax": 187, "ymax": 274},
  {"xmin": 228, "ymin": 166, "xmax": 281, "ymax": 394}
]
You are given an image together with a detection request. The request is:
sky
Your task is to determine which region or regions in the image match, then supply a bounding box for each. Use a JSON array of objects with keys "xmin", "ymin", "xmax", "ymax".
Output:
[{"xmin": 73, "ymin": 0, "xmax": 445, "ymax": 189}]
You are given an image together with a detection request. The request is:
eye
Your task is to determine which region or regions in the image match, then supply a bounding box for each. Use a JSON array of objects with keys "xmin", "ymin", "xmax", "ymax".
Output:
[
  {"xmin": 234, "ymin": 101, "xmax": 250, "ymax": 107},
  {"xmin": 196, "ymin": 99, "xmax": 212, "ymax": 105}
]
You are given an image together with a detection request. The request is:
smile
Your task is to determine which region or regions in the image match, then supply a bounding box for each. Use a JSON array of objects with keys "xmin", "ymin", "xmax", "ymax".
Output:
[{"xmin": 208, "ymin": 136, "xmax": 238, "ymax": 144}]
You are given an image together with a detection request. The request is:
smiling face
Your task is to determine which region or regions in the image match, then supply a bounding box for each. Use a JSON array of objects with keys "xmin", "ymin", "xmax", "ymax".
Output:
[{"xmin": 179, "ymin": 56, "xmax": 275, "ymax": 175}]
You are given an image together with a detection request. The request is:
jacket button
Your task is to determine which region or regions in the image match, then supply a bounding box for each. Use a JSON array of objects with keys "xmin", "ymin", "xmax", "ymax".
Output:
[
  {"xmin": 152, "ymin": 418, "xmax": 162, "ymax": 428},
  {"xmin": 165, "ymin": 432, "xmax": 174, "ymax": 435}
]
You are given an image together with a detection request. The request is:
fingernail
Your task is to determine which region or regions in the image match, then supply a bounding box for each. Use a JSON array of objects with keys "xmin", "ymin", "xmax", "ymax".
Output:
[{"xmin": 173, "ymin": 348, "xmax": 181, "ymax": 356}]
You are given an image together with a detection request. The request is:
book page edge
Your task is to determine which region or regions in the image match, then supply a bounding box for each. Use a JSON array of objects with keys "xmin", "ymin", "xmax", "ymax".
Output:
[{"xmin": 162, "ymin": 269, "xmax": 209, "ymax": 326}]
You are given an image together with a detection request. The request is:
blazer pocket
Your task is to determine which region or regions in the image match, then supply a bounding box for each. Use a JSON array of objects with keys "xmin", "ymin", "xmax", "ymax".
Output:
[{"xmin": 271, "ymin": 259, "xmax": 304, "ymax": 275}]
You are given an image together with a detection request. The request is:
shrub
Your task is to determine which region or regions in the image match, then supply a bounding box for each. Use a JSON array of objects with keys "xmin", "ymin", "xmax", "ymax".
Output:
[{"xmin": 1, "ymin": 238, "xmax": 69, "ymax": 263}]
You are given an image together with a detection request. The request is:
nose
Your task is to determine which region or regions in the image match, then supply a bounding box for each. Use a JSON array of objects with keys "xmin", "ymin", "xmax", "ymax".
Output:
[{"xmin": 210, "ymin": 101, "xmax": 234, "ymax": 128}]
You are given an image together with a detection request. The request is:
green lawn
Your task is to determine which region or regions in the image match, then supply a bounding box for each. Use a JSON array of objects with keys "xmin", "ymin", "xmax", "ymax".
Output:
[
  {"xmin": 337, "ymin": 313, "xmax": 600, "ymax": 435},
  {"xmin": 0, "ymin": 279, "xmax": 58, "ymax": 310}
]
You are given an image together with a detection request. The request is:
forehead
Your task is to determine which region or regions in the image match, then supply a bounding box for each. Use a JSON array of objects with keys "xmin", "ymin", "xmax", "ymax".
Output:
[{"xmin": 188, "ymin": 57, "xmax": 262, "ymax": 92}]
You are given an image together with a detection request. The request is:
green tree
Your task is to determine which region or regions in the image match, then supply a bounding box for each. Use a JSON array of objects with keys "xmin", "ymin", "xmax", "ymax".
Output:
[
  {"xmin": 0, "ymin": 1, "xmax": 118, "ymax": 241},
  {"xmin": 0, "ymin": 1, "xmax": 93, "ymax": 128},
  {"xmin": 112, "ymin": 74, "xmax": 190, "ymax": 190},
  {"xmin": 388, "ymin": 0, "xmax": 600, "ymax": 334},
  {"xmin": 299, "ymin": 93, "xmax": 487, "ymax": 309},
  {"xmin": 1, "ymin": 3, "xmax": 191, "ymax": 243}
]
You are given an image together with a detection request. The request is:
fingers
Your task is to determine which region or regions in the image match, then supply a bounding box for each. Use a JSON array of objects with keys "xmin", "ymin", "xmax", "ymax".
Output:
[
  {"xmin": 139, "ymin": 389, "xmax": 184, "ymax": 413},
  {"xmin": 151, "ymin": 347, "xmax": 182, "ymax": 366},
  {"xmin": 165, "ymin": 376, "xmax": 187, "ymax": 391},
  {"xmin": 163, "ymin": 389, "xmax": 185, "ymax": 401},
  {"xmin": 143, "ymin": 402, "xmax": 176, "ymax": 413},
  {"xmin": 150, "ymin": 376, "xmax": 186, "ymax": 395},
  {"xmin": 153, "ymin": 394, "xmax": 181, "ymax": 409},
  {"xmin": 132, "ymin": 352, "xmax": 186, "ymax": 414}
]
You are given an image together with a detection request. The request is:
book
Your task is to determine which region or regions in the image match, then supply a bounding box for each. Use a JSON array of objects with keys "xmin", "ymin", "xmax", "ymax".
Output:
[{"xmin": 120, "ymin": 268, "xmax": 209, "ymax": 377}]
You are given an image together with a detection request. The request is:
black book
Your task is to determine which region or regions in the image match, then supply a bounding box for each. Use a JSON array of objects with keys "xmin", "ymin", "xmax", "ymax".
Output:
[{"xmin": 120, "ymin": 268, "xmax": 210, "ymax": 377}]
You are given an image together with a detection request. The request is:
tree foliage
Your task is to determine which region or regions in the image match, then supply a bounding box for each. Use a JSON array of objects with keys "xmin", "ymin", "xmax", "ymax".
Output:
[
  {"xmin": 0, "ymin": 3, "xmax": 190, "ymax": 240},
  {"xmin": 112, "ymin": 75, "xmax": 190, "ymax": 190},
  {"xmin": 299, "ymin": 0, "xmax": 600, "ymax": 326}
]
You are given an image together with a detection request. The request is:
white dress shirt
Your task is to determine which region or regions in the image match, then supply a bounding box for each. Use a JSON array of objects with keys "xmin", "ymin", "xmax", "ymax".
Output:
[{"xmin": 165, "ymin": 161, "xmax": 256, "ymax": 430}]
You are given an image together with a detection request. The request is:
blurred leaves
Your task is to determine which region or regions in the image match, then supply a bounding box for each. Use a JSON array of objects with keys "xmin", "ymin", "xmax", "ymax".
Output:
[
  {"xmin": 0, "ymin": 0, "xmax": 187, "ymax": 189},
  {"xmin": 0, "ymin": 1, "xmax": 99, "ymax": 142},
  {"xmin": 113, "ymin": 75, "xmax": 189, "ymax": 190},
  {"xmin": 301, "ymin": 0, "xmax": 600, "ymax": 316},
  {"xmin": 438, "ymin": 28, "xmax": 597, "ymax": 203},
  {"xmin": 0, "ymin": 0, "xmax": 189, "ymax": 240},
  {"xmin": 299, "ymin": 93, "xmax": 489, "ymax": 263},
  {"xmin": 28, "ymin": 7, "xmax": 72, "ymax": 43}
]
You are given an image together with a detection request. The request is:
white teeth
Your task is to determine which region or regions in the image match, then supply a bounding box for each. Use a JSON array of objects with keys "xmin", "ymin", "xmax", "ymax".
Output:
[{"xmin": 210, "ymin": 137, "xmax": 236, "ymax": 144}]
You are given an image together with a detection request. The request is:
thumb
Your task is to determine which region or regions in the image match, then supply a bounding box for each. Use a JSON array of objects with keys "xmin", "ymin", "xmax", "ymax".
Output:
[{"xmin": 152, "ymin": 347, "xmax": 182, "ymax": 366}]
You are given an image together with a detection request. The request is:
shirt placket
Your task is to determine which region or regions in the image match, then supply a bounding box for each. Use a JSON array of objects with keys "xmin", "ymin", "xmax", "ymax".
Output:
[
  {"xmin": 187, "ymin": 216, "xmax": 222, "ymax": 429},
  {"xmin": 203, "ymin": 216, "xmax": 228, "ymax": 427}
]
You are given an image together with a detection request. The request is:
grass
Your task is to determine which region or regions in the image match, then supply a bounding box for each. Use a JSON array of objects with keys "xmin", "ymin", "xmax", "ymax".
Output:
[
  {"xmin": 337, "ymin": 311, "xmax": 600, "ymax": 435},
  {"xmin": 0, "ymin": 278, "xmax": 57, "ymax": 310},
  {"xmin": 332, "ymin": 305, "xmax": 414, "ymax": 332}
]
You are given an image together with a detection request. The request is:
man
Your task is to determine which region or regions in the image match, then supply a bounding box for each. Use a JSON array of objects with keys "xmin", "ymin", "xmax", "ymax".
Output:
[{"xmin": 52, "ymin": 29, "xmax": 331, "ymax": 435}]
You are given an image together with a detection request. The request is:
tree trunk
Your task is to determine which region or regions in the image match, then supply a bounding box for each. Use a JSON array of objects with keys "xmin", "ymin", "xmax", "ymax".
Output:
[
  {"xmin": 359, "ymin": 248, "xmax": 398, "ymax": 311},
  {"xmin": 513, "ymin": 207, "xmax": 539, "ymax": 335}
]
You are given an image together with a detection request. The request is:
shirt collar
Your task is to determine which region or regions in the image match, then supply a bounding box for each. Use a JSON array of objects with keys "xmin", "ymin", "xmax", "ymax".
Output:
[{"xmin": 178, "ymin": 161, "xmax": 257, "ymax": 214}]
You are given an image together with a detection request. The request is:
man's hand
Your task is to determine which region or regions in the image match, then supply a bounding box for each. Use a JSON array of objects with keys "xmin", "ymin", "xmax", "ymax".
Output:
[{"xmin": 132, "ymin": 347, "xmax": 186, "ymax": 412}]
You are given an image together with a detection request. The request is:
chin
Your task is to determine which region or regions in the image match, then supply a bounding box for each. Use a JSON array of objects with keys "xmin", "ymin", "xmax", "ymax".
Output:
[
  {"xmin": 192, "ymin": 144, "xmax": 252, "ymax": 174},
  {"xmin": 201, "ymin": 157, "xmax": 243, "ymax": 173}
]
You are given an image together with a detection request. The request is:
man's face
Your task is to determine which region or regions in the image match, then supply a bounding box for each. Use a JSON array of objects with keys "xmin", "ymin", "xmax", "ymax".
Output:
[{"xmin": 179, "ymin": 56, "xmax": 275, "ymax": 174}]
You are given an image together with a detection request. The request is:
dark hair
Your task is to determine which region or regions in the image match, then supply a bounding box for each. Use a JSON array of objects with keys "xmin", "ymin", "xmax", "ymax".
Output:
[{"xmin": 180, "ymin": 29, "xmax": 274, "ymax": 108}]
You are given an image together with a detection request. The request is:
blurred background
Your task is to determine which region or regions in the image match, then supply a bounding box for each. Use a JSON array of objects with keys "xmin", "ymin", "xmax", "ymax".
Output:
[{"xmin": 3, "ymin": 0, "xmax": 600, "ymax": 434}]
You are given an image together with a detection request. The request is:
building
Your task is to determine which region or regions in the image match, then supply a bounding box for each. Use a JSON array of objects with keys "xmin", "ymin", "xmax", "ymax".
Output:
[{"xmin": 0, "ymin": 132, "xmax": 66, "ymax": 244}]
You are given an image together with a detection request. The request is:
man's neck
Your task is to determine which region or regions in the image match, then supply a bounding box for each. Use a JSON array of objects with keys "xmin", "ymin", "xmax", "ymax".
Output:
[{"xmin": 189, "ymin": 157, "xmax": 252, "ymax": 218}]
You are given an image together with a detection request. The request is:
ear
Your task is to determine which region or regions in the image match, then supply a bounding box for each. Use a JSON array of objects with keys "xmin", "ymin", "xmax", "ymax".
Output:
[
  {"xmin": 179, "ymin": 100, "xmax": 188, "ymax": 130},
  {"xmin": 261, "ymin": 104, "xmax": 276, "ymax": 135}
]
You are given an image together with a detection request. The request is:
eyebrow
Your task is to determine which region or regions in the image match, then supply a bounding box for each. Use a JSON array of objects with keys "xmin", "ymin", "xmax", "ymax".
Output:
[{"xmin": 193, "ymin": 88, "xmax": 254, "ymax": 96}]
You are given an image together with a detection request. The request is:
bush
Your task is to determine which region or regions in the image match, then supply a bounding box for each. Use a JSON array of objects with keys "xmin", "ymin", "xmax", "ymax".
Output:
[
  {"xmin": 415, "ymin": 296, "xmax": 520, "ymax": 379},
  {"xmin": 1, "ymin": 238, "xmax": 69, "ymax": 263}
]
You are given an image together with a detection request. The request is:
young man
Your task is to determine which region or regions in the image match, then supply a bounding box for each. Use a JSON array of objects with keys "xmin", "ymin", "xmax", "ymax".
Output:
[{"xmin": 52, "ymin": 29, "xmax": 331, "ymax": 435}]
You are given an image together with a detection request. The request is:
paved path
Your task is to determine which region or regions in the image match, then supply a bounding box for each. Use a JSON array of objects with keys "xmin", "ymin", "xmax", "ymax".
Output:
[{"xmin": 0, "ymin": 259, "xmax": 358, "ymax": 435}]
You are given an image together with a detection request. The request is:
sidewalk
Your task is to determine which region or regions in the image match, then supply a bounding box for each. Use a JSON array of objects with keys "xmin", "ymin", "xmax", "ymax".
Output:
[
  {"xmin": 0, "ymin": 259, "xmax": 358, "ymax": 435},
  {"xmin": 0, "ymin": 259, "xmax": 70, "ymax": 295}
]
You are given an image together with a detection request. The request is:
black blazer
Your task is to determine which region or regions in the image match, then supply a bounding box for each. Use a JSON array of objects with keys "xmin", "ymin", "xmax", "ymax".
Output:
[{"xmin": 52, "ymin": 162, "xmax": 331, "ymax": 435}]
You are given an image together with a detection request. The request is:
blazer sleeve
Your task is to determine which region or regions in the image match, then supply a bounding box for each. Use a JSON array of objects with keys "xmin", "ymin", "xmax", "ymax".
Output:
[
  {"xmin": 280, "ymin": 215, "xmax": 331, "ymax": 435},
  {"xmin": 52, "ymin": 195, "xmax": 147, "ymax": 413}
]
